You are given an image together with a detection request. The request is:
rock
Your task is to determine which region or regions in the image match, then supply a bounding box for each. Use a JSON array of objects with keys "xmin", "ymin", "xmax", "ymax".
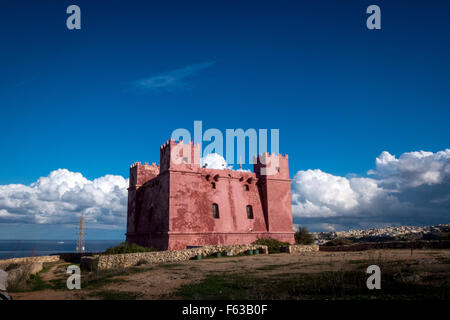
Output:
[
  {"xmin": 28, "ymin": 262, "xmax": 43, "ymax": 275},
  {"xmin": 0, "ymin": 255, "xmax": 59, "ymax": 265},
  {"xmin": 80, "ymin": 256, "xmax": 99, "ymax": 271},
  {"xmin": 0, "ymin": 269, "xmax": 7, "ymax": 291},
  {"xmin": 282, "ymin": 245, "xmax": 319, "ymax": 254},
  {"xmin": 4, "ymin": 262, "xmax": 43, "ymax": 291}
]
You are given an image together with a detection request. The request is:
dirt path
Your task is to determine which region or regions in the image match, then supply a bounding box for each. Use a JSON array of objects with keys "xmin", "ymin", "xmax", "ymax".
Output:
[{"xmin": 40, "ymin": 261, "xmax": 67, "ymax": 282}]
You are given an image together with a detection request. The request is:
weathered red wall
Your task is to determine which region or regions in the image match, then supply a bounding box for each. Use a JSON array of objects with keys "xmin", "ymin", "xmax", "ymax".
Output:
[{"xmin": 126, "ymin": 140, "xmax": 295, "ymax": 250}]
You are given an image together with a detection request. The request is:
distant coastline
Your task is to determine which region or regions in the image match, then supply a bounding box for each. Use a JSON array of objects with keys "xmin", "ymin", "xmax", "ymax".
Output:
[
  {"xmin": 0, "ymin": 240, "xmax": 122, "ymax": 259},
  {"xmin": 2, "ymin": 223, "xmax": 449, "ymax": 260}
]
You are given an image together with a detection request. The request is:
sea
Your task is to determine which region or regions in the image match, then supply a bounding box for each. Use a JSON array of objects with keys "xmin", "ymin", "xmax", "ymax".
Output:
[{"xmin": 0, "ymin": 240, "xmax": 122, "ymax": 259}]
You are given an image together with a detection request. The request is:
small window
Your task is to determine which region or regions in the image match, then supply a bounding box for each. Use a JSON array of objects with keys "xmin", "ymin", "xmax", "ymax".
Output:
[
  {"xmin": 244, "ymin": 184, "xmax": 249, "ymax": 191},
  {"xmin": 275, "ymin": 166, "xmax": 280, "ymax": 172},
  {"xmin": 183, "ymin": 157, "xmax": 189, "ymax": 163},
  {"xmin": 246, "ymin": 205, "xmax": 254, "ymax": 219},
  {"xmin": 211, "ymin": 182, "xmax": 216, "ymax": 189},
  {"xmin": 212, "ymin": 203, "xmax": 220, "ymax": 219}
]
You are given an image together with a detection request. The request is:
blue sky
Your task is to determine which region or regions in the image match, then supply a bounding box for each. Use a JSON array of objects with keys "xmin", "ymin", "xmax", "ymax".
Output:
[{"xmin": 0, "ymin": 0, "xmax": 449, "ymax": 239}]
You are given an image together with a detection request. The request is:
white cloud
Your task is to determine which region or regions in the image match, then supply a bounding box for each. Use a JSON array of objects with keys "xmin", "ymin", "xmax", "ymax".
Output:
[
  {"xmin": 1, "ymin": 148, "xmax": 448, "ymax": 233},
  {"xmin": 200, "ymin": 153, "xmax": 251, "ymax": 172},
  {"xmin": 371, "ymin": 149, "xmax": 450, "ymax": 188},
  {"xmin": 201, "ymin": 153, "xmax": 232, "ymax": 170},
  {"xmin": 0, "ymin": 169, "xmax": 128, "ymax": 228},
  {"xmin": 292, "ymin": 149, "xmax": 450, "ymax": 231},
  {"xmin": 292, "ymin": 169, "xmax": 359, "ymax": 216}
]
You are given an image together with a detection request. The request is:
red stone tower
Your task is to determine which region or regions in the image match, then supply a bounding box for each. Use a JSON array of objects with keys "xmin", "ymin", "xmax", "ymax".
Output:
[
  {"xmin": 126, "ymin": 140, "xmax": 294, "ymax": 250},
  {"xmin": 254, "ymin": 152, "xmax": 293, "ymax": 233}
]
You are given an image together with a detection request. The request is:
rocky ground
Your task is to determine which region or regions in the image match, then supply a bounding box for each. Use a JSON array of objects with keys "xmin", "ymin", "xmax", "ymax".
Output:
[
  {"xmin": 8, "ymin": 248, "xmax": 450, "ymax": 300},
  {"xmin": 312, "ymin": 223, "xmax": 450, "ymax": 244}
]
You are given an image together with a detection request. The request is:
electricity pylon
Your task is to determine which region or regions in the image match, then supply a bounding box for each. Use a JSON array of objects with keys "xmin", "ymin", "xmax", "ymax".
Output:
[{"xmin": 76, "ymin": 214, "xmax": 85, "ymax": 253}]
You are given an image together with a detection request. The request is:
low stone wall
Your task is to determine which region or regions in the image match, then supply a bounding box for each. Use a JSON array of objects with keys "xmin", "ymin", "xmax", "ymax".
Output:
[
  {"xmin": 319, "ymin": 240, "xmax": 450, "ymax": 252},
  {"xmin": 57, "ymin": 252, "xmax": 99, "ymax": 263},
  {"xmin": 0, "ymin": 256, "xmax": 61, "ymax": 291},
  {"xmin": 87, "ymin": 244, "xmax": 268, "ymax": 271},
  {"xmin": 0, "ymin": 255, "xmax": 60, "ymax": 266},
  {"xmin": 282, "ymin": 244, "xmax": 319, "ymax": 254}
]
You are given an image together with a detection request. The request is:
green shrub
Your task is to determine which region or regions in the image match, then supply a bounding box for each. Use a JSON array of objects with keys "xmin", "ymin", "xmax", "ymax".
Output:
[
  {"xmin": 294, "ymin": 226, "xmax": 314, "ymax": 245},
  {"xmin": 104, "ymin": 242, "xmax": 156, "ymax": 255},
  {"xmin": 252, "ymin": 238, "xmax": 289, "ymax": 254},
  {"xmin": 323, "ymin": 238, "xmax": 353, "ymax": 246}
]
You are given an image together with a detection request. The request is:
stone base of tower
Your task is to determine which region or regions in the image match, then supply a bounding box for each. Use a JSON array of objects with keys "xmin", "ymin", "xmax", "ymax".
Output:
[
  {"xmin": 127, "ymin": 232, "xmax": 295, "ymax": 251},
  {"xmin": 167, "ymin": 232, "xmax": 295, "ymax": 250}
]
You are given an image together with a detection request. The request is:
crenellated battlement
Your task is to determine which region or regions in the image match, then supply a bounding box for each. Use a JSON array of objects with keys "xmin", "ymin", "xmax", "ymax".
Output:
[
  {"xmin": 160, "ymin": 139, "xmax": 176, "ymax": 150},
  {"xmin": 135, "ymin": 140, "xmax": 289, "ymax": 181},
  {"xmin": 129, "ymin": 161, "xmax": 160, "ymax": 188},
  {"xmin": 253, "ymin": 152, "xmax": 289, "ymax": 160},
  {"xmin": 160, "ymin": 139, "xmax": 201, "ymax": 150},
  {"xmin": 160, "ymin": 139, "xmax": 201, "ymax": 173},
  {"xmin": 130, "ymin": 162, "xmax": 160, "ymax": 169},
  {"xmin": 253, "ymin": 152, "xmax": 290, "ymax": 179}
]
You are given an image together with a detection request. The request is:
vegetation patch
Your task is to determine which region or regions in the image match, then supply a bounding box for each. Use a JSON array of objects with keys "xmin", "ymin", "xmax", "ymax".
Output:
[
  {"xmin": 27, "ymin": 274, "xmax": 50, "ymax": 291},
  {"xmin": 173, "ymin": 266, "xmax": 449, "ymax": 300},
  {"xmin": 104, "ymin": 242, "xmax": 156, "ymax": 255},
  {"xmin": 48, "ymin": 278, "xmax": 68, "ymax": 290},
  {"xmin": 253, "ymin": 238, "xmax": 289, "ymax": 254},
  {"xmin": 255, "ymin": 262, "xmax": 299, "ymax": 271},
  {"xmin": 323, "ymin": 238, "xmax": 353, "ymax": 246},
  {"xmin": 295, "ymin": 227, "xmax": 314, "ymax": 245},
  {"xmin": 8, "ymin": 263, "xmax": 57, "ymax": 292},
  {"xmin": 81, "ymin": 266, "xmax": 152, "ymax": 289}
]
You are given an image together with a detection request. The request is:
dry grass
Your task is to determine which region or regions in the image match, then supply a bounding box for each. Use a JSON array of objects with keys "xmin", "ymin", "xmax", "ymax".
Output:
[{"xmin": 8, "ymin": 249, "xmax": 450, "ymax": 300}]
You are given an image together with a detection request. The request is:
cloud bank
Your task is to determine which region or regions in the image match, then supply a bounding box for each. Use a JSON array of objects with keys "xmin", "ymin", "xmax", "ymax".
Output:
[
  {"xmin": 132, "ymin": 61, "xmax": 215, "ymax": 91},
  {"xmin": 0, "ymin": 169, "xmax": 128, "ymax": 229},
  {"xmin": 0, "ymin": 149, "xmax": 448, "ymax": 233},
  {"xmin": 292, "ymin": 149, "xmax": 450, "ymax": 231}
]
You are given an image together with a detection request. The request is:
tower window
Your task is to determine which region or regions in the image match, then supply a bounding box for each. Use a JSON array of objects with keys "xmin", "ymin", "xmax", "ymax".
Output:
[
  {"xmin": 275, "ymin": 166, "xmax": 280, "ymax": 172},
  {"xmin": 244, "ymin": 184, "xmax": 249, "ymax": 191},
  {"xmin": 212, "ymin": 203, "xmax": 220, "ymax": 219},
  {"xmin": 211, "ymin": 182, "xmax": 216, "ymax": 189},
  {"xmin": 246, "ymin": 205, "xmax": 254, "ymax": 219}
]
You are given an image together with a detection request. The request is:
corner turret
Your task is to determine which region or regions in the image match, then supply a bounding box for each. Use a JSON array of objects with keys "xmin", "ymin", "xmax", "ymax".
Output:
[{"xmin": 159, "ymin": 139, "xmax": 201, "ymax": 173}]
